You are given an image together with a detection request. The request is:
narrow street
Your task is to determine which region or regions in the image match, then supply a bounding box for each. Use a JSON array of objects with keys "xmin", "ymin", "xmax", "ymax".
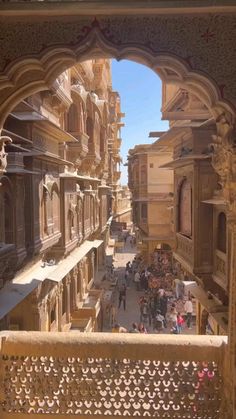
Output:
[
  {"xmin": 105, "ymin": 238, "xmax": 196, "ymax": 335},
  {"xmin": 113, "ymin": 239, "xmax": 138, "ymax": 331}
]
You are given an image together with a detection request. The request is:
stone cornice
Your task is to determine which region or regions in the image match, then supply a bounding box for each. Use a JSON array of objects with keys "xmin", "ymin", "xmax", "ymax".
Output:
[{"xmin": 1, "ymin": 1, "xmax": 236, "ymax": 17}]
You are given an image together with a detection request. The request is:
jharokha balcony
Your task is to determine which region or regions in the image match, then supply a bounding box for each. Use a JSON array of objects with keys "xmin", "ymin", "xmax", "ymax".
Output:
[{"xmin": 0, "ymin": 332, "xmax": 227, "ymax": 419}]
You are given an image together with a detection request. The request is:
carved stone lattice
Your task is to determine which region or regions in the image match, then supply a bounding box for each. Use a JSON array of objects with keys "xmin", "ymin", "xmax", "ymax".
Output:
[{"xmin": 1, "ymin": 355, "xmax": 222, "ymax": 417}]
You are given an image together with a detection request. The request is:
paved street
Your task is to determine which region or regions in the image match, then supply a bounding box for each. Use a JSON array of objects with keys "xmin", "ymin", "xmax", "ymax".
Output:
[{"xmin": 113, "ymin": 240, "xmax": 139, "ymax": 331}]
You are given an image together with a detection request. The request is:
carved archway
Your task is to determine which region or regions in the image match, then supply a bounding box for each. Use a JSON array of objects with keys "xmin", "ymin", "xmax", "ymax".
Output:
[
  {"xmin": 0, "ymin": 15, "xmax": 236, "ymax": 128},
  {"xmin": 0, "ymin": 10, "xmax": 236, "ymax": 416}
]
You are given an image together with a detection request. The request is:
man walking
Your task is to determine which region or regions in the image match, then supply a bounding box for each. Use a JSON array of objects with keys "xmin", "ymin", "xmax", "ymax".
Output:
[
  {"xmin": 184, "ymin": 296, "xmax": 193, "ymax": 329},
  {"xmin": 118, "ymin": 284, "xmax": 127, "ymax": 310},
  {"xmin": 134, "ymin": 271, "xmax": 141, "ymax": 291}
]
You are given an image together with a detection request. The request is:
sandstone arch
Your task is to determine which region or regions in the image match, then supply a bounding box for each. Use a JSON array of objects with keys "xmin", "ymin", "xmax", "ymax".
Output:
[
  {"xmin": 0, "ymin": 10, "xmax": 236, "ymax": 415},
  {"xmin": 0, "ymin": 14, "xmax": 236, "ymax": 127}
]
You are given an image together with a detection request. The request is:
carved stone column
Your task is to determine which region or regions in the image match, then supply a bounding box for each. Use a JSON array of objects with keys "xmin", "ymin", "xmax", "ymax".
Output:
[
  {"xmin": 57, "ymin": 282, "xmax": 63, "ymax": 332},
  {"xmin": 72, "ymin": 266, "xmax": 78, "ymax": 309},
  {"xmin": 81, "ymin": 257, "xmax": 87, "ymax": 296},
  {"xmin": 65, "ymin": 274, "xmax": 71, "ymax": 323},
  {"xmin": 211, "ymin": 112, "xmax": 236, "ymax": 418},
  {"xmin": 38, "ymin": 297, "xmax": 50, "ymax": 331},
  {"xmin": 91, "ymin": 251, "xmax": 95, "ymax": 283},
  {"xmin": 77, "ymin": 262, "xmax": 83, "ymax": 304}
]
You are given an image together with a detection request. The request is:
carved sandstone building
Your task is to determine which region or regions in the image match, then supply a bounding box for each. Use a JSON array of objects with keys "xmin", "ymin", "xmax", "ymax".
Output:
[
  {"xmin": 0, "ymin": 1, "xmax": 236, "ymax": 418},
  {"xmin": 128, "ymin": 142, "xmax": 174, "ymax": 262},
  {"xmin": 0, "ymin": 59, "xmax": 124, "ymax": 333},
  {"xmin": 156, "ymin": 84, "xmax": 229, "ymax": 337}
]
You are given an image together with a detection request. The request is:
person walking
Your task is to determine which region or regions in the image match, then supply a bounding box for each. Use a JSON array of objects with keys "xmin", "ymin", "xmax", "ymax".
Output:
[
  {"xmin": 134, "ymin": 271, "xmax": 141, "ymax": 291},
  {"xmin": 169, "ymin": 306, "xmax": 178, "ymax": 333},
  {"xmin": 154, "ymin": 310, "xmax": 165, "ymax": 333},
  {"xmin": 184, "ymin": 297, "xmax": 193, "ymax": 329},
  {"xmin": 174, "ymin": 277, "xmax": 181, "ymax": 300},
  {"xmin": 176, "ymin": 312, "xmax": 184, "ymax": 333},
  {"xmin": 118, "ymin": 284, "xmax": 127, "ymax": 310},
  {"xmin": 160, "ymin": 292, "xmax": 168, "ymax": 327}
]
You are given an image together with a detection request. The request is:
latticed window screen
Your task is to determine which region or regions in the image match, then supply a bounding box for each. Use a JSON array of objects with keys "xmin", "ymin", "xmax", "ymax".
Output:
[{"xmin": 0, "ymin": 355, "xmax": 222, "ymax": 418}]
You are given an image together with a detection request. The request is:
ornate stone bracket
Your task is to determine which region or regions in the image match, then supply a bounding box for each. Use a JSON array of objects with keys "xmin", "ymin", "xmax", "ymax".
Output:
[
  {"xmin": 211, "ymin": 112, "xmax": 236, "ymax": 212},
  {"xmin": 0, "ymin": 136, "xmax": 12, "ymax": 179}
]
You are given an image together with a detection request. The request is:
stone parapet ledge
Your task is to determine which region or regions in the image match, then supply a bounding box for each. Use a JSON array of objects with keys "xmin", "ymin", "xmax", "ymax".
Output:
[{"xmin": 0, "ymin": 331, "xmax": 227, "ymax": 362}]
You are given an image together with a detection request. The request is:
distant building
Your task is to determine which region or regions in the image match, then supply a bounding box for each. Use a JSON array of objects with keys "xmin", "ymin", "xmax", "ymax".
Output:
[{"xmin": 128, "ymin": 142, "xmax": 174, "ymax": 262}]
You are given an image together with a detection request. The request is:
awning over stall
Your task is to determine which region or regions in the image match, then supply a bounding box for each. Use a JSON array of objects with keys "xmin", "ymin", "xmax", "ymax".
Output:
[
  {"xmin": 0, "ymin": 262, "xmax": 56, "ymax": 320},
  {"xmin": 47, "ymin": 240, "xmax": 99, "ymax": 283}
]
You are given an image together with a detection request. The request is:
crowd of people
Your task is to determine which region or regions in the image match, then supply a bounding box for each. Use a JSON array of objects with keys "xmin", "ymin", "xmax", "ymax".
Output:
[{"xmin": 113, "ymin": 250, "xmax": 194, "ymax": 335}]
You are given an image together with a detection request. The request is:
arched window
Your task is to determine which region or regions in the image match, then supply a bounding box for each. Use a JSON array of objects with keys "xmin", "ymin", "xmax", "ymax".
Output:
[
  {"xmin": 51, "ymin": 190, "xmax": 59, "ymax": 233},
  {"xmin": 217, "ymin": 212, "xmax": 226, "ymax": 253},
  {"xmin": 4, "ymin": 192, "xmax": 14, "ymax": 243},
  {"xmin": 77, "ymin": 272, "xmax": 81, "ymax": 299},
  {"xmin": 68, "ymin": 209, "xmax": 75, "ymax": 241},
  {"xmin": 67, "ymin": 103, "xmax": 78, "ymax": 133},
  {"xmin": 178, "ymin": 179, "xmax": 192, "ymax": 237},
  {"xmin": 141, "ymin": 203, "xmax": 147, "ymax": 220},
  {"xmin": 50, "ymin": 304, "xmax": 56, "ymax": 324}
]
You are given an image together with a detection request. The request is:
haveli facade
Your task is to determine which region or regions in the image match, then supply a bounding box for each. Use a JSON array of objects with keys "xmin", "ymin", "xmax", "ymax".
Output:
[
  {"xmin": 0, "ymin": 59, "xmax": 124, "ymax": 333},
  {"xmin": 128, "ymin": 142, "xmax": 174, "ymax": 262},
  {"xmin": 129, "ymin": 83, "xmax": 229, "ymax": 337},
  {"xmin": 0, "ymin": 1, "xmax": 236, "ymax": 418},
  {"xmin": 156, "ymin": 84, "xmax": 229, "ymax": 337}
]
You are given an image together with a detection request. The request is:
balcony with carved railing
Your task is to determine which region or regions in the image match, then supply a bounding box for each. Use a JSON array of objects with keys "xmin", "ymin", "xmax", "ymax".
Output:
[
  {"xmin": 51, "ymin": 73, "xmax": 72, "ymax": 109},
  {"xmin": 175, "ymin": 233, "xmax": 193, "ymax": 267},
  {"xmin": 0, "ymin": 332, "xmax": 228, "ymax": 419}
]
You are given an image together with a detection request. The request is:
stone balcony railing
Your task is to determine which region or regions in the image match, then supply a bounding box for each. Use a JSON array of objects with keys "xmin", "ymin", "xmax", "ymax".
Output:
[
  {"xmin": 213, "ymin": 249, "xmax": 227, "ymax": 290},
  {"xmin": 0, "ymin": 332, "xmax": 228, "ymax": 419},
  {"xmin": 176, "ymin": 233, "xmax": 193, "ymax": 266}
]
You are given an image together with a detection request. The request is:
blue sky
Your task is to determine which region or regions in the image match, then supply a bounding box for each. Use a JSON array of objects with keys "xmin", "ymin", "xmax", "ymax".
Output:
[{"xmin": 111, "ymin": 59, "xmax": 169, "ymax": 185}]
